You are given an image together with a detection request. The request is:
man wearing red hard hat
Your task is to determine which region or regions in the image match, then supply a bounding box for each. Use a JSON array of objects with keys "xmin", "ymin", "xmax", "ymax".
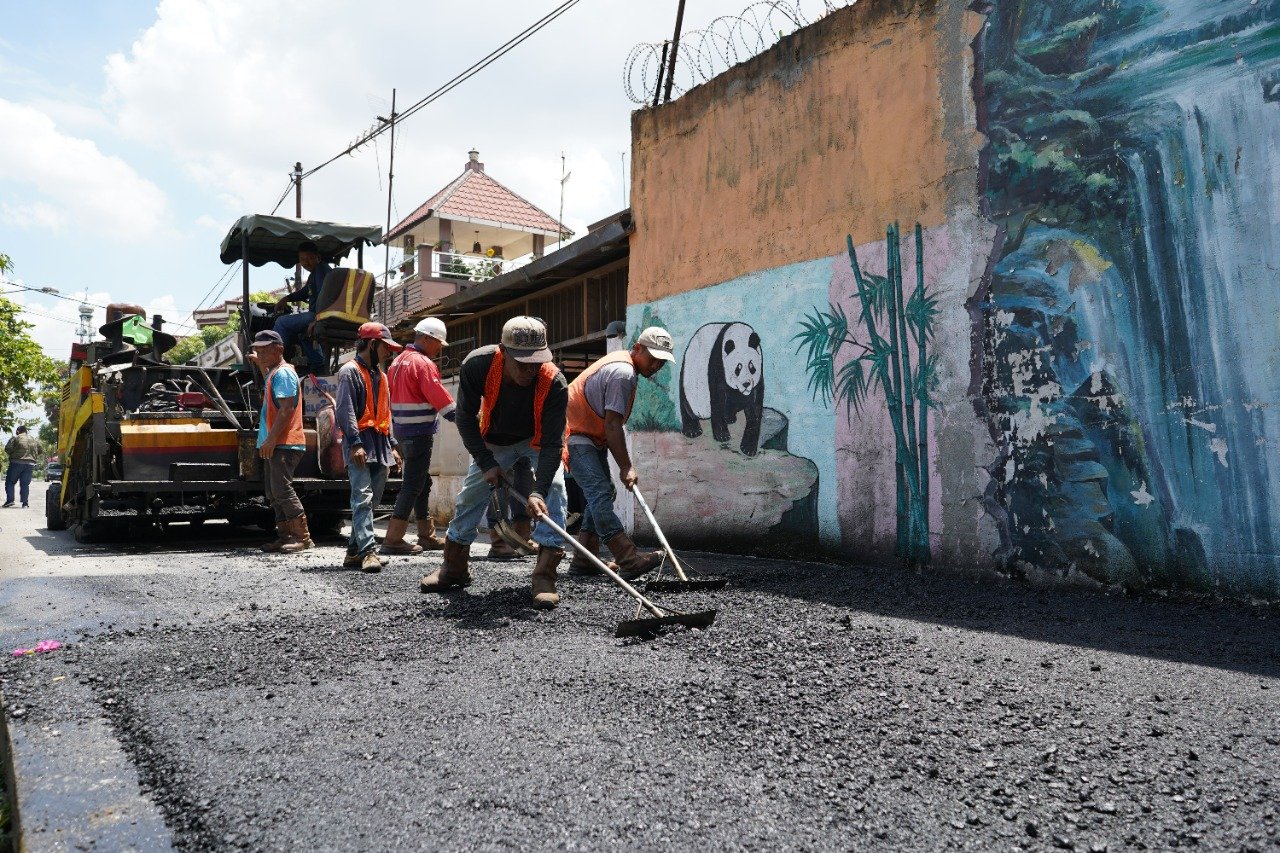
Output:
[{"xmin": 334, "ymin": 322, "xmax": 403, "ymax": 572}]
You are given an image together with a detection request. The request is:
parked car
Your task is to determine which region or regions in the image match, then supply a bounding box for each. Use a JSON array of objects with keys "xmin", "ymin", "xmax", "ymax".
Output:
[{"xmin": 45, "ymin": 462, "xmax": 63, "ymax": 481}]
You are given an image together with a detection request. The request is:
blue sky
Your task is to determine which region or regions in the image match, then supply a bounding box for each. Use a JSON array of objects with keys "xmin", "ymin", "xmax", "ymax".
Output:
[{"xmin": 0, "ymin": 0, "xmax": 834, "ymax": 358}]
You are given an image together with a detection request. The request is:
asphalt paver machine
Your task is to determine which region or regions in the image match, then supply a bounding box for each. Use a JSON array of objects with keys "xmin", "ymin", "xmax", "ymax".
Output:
[{"xmin": 48, "ymin": 215, "xmax": 394, "ymax": 542}]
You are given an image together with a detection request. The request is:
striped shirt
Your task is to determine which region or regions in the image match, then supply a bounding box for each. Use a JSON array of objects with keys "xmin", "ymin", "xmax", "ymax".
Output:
[{"xmin": 387, "ymin": 344, "xmax": 456, "ymax": 440}]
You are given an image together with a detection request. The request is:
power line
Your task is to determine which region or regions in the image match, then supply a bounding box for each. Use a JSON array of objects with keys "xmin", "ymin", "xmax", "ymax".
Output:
[
  {"xmin": 300, "ymin": 0, "xmax": 583, "ymax": 182},
  {"xmin": 0, "ymin": 278, "xmax": 201, "ymax": 334}
]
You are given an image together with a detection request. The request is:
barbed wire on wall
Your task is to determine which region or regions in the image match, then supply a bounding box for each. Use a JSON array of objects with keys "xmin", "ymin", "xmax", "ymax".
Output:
[{"xmin": 624, "ymin": 0, "xmax": 856, "ymax": 105}]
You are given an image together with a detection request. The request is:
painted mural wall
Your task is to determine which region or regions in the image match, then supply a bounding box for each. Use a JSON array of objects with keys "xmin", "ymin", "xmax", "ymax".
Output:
[{"xmin": 628, "ymin": 0, "xmax": 1280, "ymax": 598}]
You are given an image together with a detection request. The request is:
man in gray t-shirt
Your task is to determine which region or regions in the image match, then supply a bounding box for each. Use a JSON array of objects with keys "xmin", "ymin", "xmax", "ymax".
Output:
[{"xmin": 564, "ymin": 327, "xmax": 677, "ymax": 578}]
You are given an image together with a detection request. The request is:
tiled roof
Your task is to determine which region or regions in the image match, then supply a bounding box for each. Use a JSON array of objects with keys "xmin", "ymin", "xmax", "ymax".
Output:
[{"xmin": 387, "ymin": 167, "xmax": 566, "ymax": 242}]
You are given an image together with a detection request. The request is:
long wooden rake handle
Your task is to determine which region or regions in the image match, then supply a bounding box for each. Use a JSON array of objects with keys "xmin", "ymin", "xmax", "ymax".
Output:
[
  {"xmin": 631, "ymin": 486, "xmax": 690, "ymax": 582},
  {"xmin": 501, "ymin": 484, "xmax": 665, "ymax": 618}
]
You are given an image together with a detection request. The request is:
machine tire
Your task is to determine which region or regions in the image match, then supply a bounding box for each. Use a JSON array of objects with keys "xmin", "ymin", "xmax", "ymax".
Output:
[{"xmin": 45, "ymin": 484, "xmax": 67, "ymax": 531}]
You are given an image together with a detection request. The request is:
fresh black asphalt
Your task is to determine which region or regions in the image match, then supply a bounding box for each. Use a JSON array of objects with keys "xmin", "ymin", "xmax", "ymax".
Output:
[{"xmin": 2, "ymin": 486, "xmax": 1279, "ymax": 850}]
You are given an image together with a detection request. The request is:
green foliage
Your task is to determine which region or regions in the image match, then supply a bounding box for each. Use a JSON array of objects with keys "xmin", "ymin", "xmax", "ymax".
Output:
[
  {"xmin": 0, "ymin": 297, "xmax": 61, "ymax": 432},
  {"xmin": 626, "ymin": 307, "xmax": 681, "ymax": 432}
]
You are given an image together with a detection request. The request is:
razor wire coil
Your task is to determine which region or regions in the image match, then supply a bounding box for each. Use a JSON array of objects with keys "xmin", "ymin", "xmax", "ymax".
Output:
[{"xmin": 624, "ymin": 1, "xmax": 855, "ymax": 105}]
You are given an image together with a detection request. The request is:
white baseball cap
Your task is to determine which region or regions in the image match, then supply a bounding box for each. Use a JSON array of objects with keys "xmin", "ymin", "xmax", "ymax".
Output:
[{"xmin": 636, "ymin": 326, "xmax": 675, "ymax": 362}]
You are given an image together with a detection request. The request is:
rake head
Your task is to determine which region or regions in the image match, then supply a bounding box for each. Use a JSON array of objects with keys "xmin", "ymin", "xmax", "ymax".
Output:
[
  {"xmin": 615, "ymin": 609, "xmax": 717, "ymax": 639},
  {"xmin": 644, "ymin": 577, "xmax": 729, "ymax": 593}
]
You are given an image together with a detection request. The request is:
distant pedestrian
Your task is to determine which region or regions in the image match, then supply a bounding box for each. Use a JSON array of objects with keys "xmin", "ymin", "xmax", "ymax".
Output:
[
  {"xmin": 336, "ymin": 323, "xmax": 402, "ymax": 572},
  {"xmin": 419, "ymin": 316, "xmax": 570, "ymax": 609},
  {"xmin": 3, "ymin": 426, "xmax": 40, "ymax": 508},
  {"xmin": 565, "ymin": 327, "xmax": 674, "ymax": 578},
  {"xmin": 383, "ymin": 316, "xmax": 455, "ymax": 555},
  {"xmin": 252, "ymin": 330, "xmax": 313, "ymax": 554}
]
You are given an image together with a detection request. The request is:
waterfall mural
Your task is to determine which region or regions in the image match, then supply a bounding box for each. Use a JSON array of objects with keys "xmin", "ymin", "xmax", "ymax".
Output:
[{"xmin": 977, "ymin": 0, "xmax": 1280, "ymax": 595}]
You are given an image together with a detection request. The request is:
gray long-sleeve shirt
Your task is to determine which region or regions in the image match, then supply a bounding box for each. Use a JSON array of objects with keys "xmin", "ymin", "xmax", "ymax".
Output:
[
  {"xmin": 334, "ymin": 355, "xmax": 397, "ymax": 466},
  {"xmin": 454, "ymin": 346, "xmax": 567, "ymax": 497}
]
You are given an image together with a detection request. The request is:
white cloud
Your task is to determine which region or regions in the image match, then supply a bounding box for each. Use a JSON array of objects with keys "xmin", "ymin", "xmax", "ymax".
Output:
[{"xmin": 0, "ymin": 98, "xmax": 167, "ymax": 240}]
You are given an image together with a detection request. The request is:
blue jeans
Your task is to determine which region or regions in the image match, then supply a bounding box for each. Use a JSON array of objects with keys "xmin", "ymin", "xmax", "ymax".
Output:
[
  {"xmin": 273, "ymin": 311, "xmax": 326, "ymax": 374},
  {"xmin": 446, "ymin": 440, "xmax": 567, "ymax": 549},
  {"xmin": 568, "ymin": 444, "xmax": 624, "ymax": 541},
  {"xmin": 348, "ymin": 461, "xmax": 389, "ymax": 556},
  {"xmin": 4, "ymin": 462, "xmax": 33, "ymax": 505}
]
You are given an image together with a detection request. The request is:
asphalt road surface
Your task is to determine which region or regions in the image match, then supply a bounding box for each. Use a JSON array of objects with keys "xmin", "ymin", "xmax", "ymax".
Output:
[{"xmin": 3, "ymin": 483, "xmax": 1280, "ymax": 851}]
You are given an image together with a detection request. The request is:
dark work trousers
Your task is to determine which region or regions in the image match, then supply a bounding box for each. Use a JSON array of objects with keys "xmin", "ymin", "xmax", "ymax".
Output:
[
  {"xmin": 263, "ymin": 448, "xmax": 304, "ymax": 522},
  {"xmin": 392, "ymin": 435, "xmax": 435, "ymax": 521}
]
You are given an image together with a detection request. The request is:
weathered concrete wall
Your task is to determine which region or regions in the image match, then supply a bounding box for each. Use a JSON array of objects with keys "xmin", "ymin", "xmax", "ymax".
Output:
[
  {"xmin": 628, "ymin": 1, "xmax": 997, "ymax": 570},
  {"xmin": 628, "ymin": 0, "xmax": 1280, "ymax": 598}
]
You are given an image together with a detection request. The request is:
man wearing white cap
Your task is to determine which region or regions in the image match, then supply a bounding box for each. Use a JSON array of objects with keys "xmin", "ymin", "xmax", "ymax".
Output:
[
  {"xmin": 565, "ymin": 327, "xmax": 676, "ymax": 578},
  {"xmin": 420, "ymin": 316, "xmax": 570, "ymax": 608},
  {"xmin": 383, "ymin": 316, "xmax": 456, "ymax": 555}
]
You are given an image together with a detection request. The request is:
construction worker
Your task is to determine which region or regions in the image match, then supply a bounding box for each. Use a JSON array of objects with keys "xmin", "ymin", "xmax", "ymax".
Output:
[
  {"xmin": 3, "ymin": 426, "xmax": 41, "ymax": 508},
  {"xmin": 420, "ymin": 316, "xmax": 569, "ymax": 609},
  {"xmin": 335, "ymin": 322, "xmax": 402, "ymax": 572},
  {"xmin": 273, "ymin": 241, "xmax": 330, "ymax": 376},
  {"xmin": 252, "ymin": 330, "xmax": 312, "ymax": 553},
  {"xmin": 566, "ymin": 327, "xmax": 675, "ymax": 578},
  {"xmin": 383, "ymin": 316, "xmax": 455, "ymax": 555}
]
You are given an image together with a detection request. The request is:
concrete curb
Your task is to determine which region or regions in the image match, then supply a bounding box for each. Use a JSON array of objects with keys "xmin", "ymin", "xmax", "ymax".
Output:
[{"xmin": 0, "ymin": 684, "xmax": 173, "ymax": 852}]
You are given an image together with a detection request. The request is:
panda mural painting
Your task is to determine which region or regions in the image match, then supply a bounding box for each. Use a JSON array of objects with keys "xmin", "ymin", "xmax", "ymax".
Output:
[{"xmin": 680, "ymin": 322, "xmax": 765, "ymax": 457}]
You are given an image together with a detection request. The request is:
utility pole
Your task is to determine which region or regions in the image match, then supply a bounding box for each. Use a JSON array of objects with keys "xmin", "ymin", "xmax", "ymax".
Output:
[
  {"xmin": 663, "ymin": 0, "xmax": 687, "ymax": 103},
  {"xmin": 293, "ymin": 161, "xmax": 303, "ymax": 292},
  {"xmin": 379, "ymin": 89, "xmax": 398, "ymax": 322}
]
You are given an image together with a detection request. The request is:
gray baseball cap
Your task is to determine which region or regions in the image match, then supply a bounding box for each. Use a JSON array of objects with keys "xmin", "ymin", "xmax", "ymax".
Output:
[{"xmin": 501, "ymin": 316, "xmax": 553, "ymax": 364}]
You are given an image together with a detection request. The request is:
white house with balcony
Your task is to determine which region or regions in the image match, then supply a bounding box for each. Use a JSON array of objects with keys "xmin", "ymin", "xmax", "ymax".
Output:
[{"xmin": 377, "ymin": 150, "xmax": 571, "ymax": 328}]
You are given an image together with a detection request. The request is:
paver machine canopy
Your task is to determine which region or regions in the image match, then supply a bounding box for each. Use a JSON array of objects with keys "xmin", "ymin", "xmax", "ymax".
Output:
[{"xmin": 219, "ymin": 214, "xmax": 383, "ymax": 354}]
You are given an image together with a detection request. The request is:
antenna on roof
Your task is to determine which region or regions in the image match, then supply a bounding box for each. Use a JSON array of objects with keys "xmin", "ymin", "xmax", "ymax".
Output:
[{"xmin": 559, "ymin": 152, "xmax": 572, "ymax": 250}]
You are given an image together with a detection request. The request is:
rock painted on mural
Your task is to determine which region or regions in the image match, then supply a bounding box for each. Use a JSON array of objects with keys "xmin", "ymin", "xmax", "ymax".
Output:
[{"xmin": 977, "ymin": 0, "xmax": 1280, "ymax": 596}]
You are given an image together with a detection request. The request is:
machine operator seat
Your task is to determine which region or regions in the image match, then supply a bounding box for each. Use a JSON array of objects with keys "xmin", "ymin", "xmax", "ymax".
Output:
[{"xmin": 309, "ymin": 268, "xmax": 377, "ymax": 355}]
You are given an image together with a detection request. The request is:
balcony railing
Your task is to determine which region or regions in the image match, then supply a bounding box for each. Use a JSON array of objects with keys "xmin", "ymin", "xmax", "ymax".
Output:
[{"xmin": 397, "ymin": 249, "xmax": 534, "ymax": 286}]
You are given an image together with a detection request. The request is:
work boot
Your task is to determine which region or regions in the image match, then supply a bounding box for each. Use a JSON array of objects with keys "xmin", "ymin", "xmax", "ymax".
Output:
[
  {"xmin": 486, "ymin": 526, "xmax": 518, "ymax": 560},
  {"xmin": 513, "ymin": 519, "xmax": 539, "ymax": 554},
  {"xmin": 569, "ymin": 530, "xmax": 604, "ymax": 575},
  {"xmin": 260, "ymin": 520, "xmax": 289, "ymax": 553},
  {"xmin": 382, "ymin": 517, "xmax": 423, "ymax": 555},
  {"xmin": 605, "ymin": 532, "xmax": 664, "ymax": 581},
  {"xmin": 531, "ymin": 547, "xmax": 564, "ymax": 609},
  {"xmin": 420, "ymin": 538, "xmax": 472, "ymax": 593},
  {"xmin": 279, "ymin": 515, "xmax": 314, "ymax": 553},
  {"xmin": 361, "ymin": 551, "xmax": 382, "ymax": 573},
  {"xmin": 416, "ymin": 516, "xmax": 446, "ymax": 550},
  {"xmin": 343, "ymin": 549, "xmax": 362, "ymax": 569}
]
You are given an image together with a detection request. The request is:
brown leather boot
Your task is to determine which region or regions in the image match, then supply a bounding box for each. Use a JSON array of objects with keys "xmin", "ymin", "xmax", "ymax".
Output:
[
  {"xmin": 260, "ymin": 519, "xmax": 289, "ymax": 553},
  {"xmin": 416, "ymin": 516, "xmax": 446, "ymax": 550},
  {"xmin": 605, "ymin": 532, "xmax": 663, "ymax": 580},
  {"xmin": 569, "ymin": 530, "xmax": 603, "ymax": 575},
  {"xmin": 420, "ymin": 538, "xmax": 472, "ymax": 593},
  {"xmin": 280, "ymin": 514, "xmax": 314, "ymax": 552},
  {"xmin": 382, "ymin": 517, "xmax": 423, "ymax": 555},
  {"xmin": 486, "ymin": 525, "xmax": 518, "ymax": 560},
  {"xmin": 531, "ymin": 547, "xmax": 564, "ymax": 609},
  {"xmin": 513, "ymin": 519, "xmax": 539, "ymax": 554}
]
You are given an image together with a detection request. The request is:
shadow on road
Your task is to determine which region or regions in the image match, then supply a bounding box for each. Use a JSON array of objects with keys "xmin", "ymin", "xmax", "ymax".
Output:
[
  {"xmin": 417, "ymin": 586, "xmax": 546, "ymax": 631},
  {"xmin": 686, "ymin": 551, "xmax": 1280, "ymax": 679}
]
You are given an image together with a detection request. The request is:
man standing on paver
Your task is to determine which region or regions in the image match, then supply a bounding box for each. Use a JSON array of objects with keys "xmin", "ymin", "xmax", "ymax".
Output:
[
  {"xmin": 566, "ymin": 327, "xmax": 674, "ymax": 578},
  {"xmin": 252, "ymin": 330, "xmax": 313, "ymax": 553},
  {"xmin": 3, "ymin": 426, "xmax": 41, "ymax": 508},
  {"xmin": 383, "ymin": 317, "xmax": 455, "ymax": 555},
  {"xmin": 336, "ymin": 322, "xmax": 403, "ymax": 572},
  {"xmin": 273, "ymin": 241, "xmax": 330, "ymax": 376},
  {"xmin": 419, "ymin": 316, "xmax": 570, "ymax": 609}
]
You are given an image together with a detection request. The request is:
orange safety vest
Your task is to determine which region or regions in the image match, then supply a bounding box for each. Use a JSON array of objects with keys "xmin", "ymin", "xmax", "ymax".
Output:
[
  {"xmin": 566, "ymin": 350, "xmax": 637, "ymax": 448},
  {"xmin": 265, "ymin": 364, "xmax": 305, "ymax": 446},
  {"xmin": 479, "ymin": 348, "xmax": 557, "ymax": 448},
  {"xmin": 354, "ymin": 359, "xmax": 391, "ymax": 435}
]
